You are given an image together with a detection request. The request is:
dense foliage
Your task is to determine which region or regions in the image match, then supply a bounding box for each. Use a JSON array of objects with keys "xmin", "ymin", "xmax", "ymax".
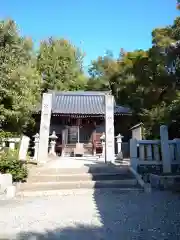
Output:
[
  {"xmin": 0, "ymin": 19, "xmax": 41, "ymax": 133},
  {"xmin": 87, "ymin": 17, "xmax": 180, "ymax": 138},
  {"xmin": 0, "ymin": 2, "xmax": 179, "ymax": 139},
  {"xmin": 37, "ymin": 38, "xmax": 87, "ymax": 92},
  {"xmin": 177, "ymin": 0, "xmax": 180, "ymax": 9},
  {"xmin": 0, "ymin": 150, "xmax": 28, "ymax": 182}
]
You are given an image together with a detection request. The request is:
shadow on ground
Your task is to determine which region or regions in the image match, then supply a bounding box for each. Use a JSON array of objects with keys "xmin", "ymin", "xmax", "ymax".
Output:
[{"xmin": 4, "ymin": 163, "xmax": 180, "ymax": 239}]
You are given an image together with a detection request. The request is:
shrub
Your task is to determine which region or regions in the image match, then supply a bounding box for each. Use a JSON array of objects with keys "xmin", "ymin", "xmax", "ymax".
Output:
[
  {"xmin": 0, "ymin": 130, "xmax": 20, "ymax": 140},
  {"xmin": 0, "ymin": 150, "xmax": 28, "ymax": 182}
]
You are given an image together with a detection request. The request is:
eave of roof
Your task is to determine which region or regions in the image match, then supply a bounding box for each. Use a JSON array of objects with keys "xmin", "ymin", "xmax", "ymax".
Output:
[
  {"xmin": 35, "ymin": 91, "xmax": 132, "ymax": 116},
  {"xmin": 130, "ymin": 122, "xmax": 143, "ymax": 130}
]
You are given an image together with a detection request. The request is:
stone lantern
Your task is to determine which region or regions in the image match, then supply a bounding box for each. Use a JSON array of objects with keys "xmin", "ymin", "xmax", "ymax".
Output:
[
  {"xmin": 49, "ymin": 131, "xmax": 58, "ymax": 156},
  {"xmin": 33, "ymin": 133, "xmax": 39, "ymax": 161},
  {"xmin": 115, "ymin": 133, "xmax": 123, "ymax": 161},
  {"xmin": 100, "ymin": 132, "xmax": 105, "ymax": 142},
  {"xmin": 100, "ymin": 132, "xmax": 105, "ymax": 158},
  {"xmin": 116, "ymin": 133, "xmax": 123, "ymax": 153}
]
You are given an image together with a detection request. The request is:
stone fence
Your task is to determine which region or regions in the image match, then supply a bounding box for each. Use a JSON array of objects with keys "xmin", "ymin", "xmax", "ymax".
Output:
[
  {"xmin": 0, "ymin": 137, "xmax": 21, "ymax": 151},
  {"xmin": 0, "ymin": 136, "xmax": 30, "ymax": 161},
  {"xmin": 130, "ymin": 125, "xmax": 180, "ymax": 175}
]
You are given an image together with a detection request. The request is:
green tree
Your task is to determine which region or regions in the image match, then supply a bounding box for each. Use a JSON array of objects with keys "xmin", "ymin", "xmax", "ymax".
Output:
[
  {"xmin": 87, "ymin": 17, "xmax": 180, "ymax": 138},
  {"xmin": 37, "ymin": 38, "xmax": 87, "ymax": 92},
  {"xmin": 87, "ymin": 50, "xmax": 121, "ymax": 98},
  {"xmin": 0, "ymin": 19, "xmax": 41, "ymax": 133},
  {"xmin": 177, "ymin": 0, "xmax": 180, "ymax": 9}
]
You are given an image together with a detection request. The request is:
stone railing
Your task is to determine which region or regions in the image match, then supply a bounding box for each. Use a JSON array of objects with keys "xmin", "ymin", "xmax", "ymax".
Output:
[
  {"xmin": 130, "ymin": 139, "xmax": 161, "ymax": 170},
  {"xmin": 168, "ymin": 139, "xmax": 180, "ymax": 162},
  {"xmin": 0, "ymin": 136, "xmax": 31, "ymax": 161},
  {"xmin": 130, "ymin": 125, "xmax": 180, "ymax": 175},
  {"xmin": 0, "ymin": 137, "xmax": 21, "ymax": 151}
]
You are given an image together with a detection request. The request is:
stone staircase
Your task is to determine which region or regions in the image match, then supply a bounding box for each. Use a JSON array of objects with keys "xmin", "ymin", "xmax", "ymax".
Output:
[{"xmin": 16, "ymin": 163, "xmax": 143, "ymax": 197}]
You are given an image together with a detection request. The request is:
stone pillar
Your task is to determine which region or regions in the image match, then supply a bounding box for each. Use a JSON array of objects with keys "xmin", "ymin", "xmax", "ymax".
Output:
[
  {"xmin": 130, "ymin": 123, "xmax": 143, "ymax": 140},
  {"xmin": 8, "ymin": 138, "xmax": 16, "ymax": 150},
  {"xmin": 174, "ymin": 138, "xmax": 180, "ymax": 161},
  {"xmin": 37, "ymin": 93, "xmax": 52, "ymax": 164},
  {"xmin": 160, "ymin": 125, "xmax": 171, "ymax": 173},
  {"xmin": 105, "ymin": 94, "xmax": 115, "ymax": 163},
  {"xmin": 130, "ymin": 138, "xmax": 138, "ymax": 171},
  {"xmin": 49, "ymin": 131, "xmax": 58, "ymax": 156},
  {"xmin": 18, "ymin": 136, "xmax": 30, "ymax": 160},
  {"xmin": 33, "ymin": 133, "xmax": 39, "ymax": 161}
]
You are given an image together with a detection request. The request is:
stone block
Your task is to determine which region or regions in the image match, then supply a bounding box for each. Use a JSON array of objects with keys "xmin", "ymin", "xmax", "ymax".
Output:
[
  {"xmin": 5, "ymin": 185, "xmax": 16, "ymax": 199},
  {"xmin": 19, "ymin": 135, "xmax": 30, "ymax": 160},
  {"xmin": 0, "ymin": 173, "xmax": 12, "ymax": 191},
  {"xmin": 150, "ymin": 173, "xmax": 180, "ymax": 190},
  {"xmin": 116, "ymin": 151, "xmax": 123, "ymax": 161},
  {"xmin": 144, "ymin": 183, "xmax": 152, "ymax": 193}
]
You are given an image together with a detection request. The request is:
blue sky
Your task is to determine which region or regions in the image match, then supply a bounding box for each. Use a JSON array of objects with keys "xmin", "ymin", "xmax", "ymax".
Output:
[{"xmin": 1, "ymin": 0, "xmax": 179, "ymax": 69}]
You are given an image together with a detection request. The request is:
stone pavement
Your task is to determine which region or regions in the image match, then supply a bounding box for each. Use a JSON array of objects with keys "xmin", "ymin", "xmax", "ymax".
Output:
[
  {"xmin": 0, "ymin": 189, "xmax": 180, "ymax": 239},
  {"xmin": 43, "ymin": 157, "xmax": 130, "ymax": 169}
]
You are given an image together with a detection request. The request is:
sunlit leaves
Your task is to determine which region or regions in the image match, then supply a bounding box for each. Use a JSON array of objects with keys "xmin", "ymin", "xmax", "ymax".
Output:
[
  {"xmin": 87, "ymin": 16, "xmax": 180, "ymax": 138},
  {"xmin": 0, "ymin": 19, "xmax": 41, "ymax": 133},
  {"xmin": 37, "ymin": 38, "xmax": 87, "ymax": 92}
]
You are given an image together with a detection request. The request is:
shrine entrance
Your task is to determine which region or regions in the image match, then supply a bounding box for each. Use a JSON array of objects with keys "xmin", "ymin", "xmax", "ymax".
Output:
[{"xmin": 36, "ymin": 91, "xmax": 131, "ymax": 163}]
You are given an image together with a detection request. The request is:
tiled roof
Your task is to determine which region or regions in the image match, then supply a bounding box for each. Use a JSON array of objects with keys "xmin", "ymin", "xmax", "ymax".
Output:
[{"xmin": 49, "ymin": 91, "xmax": 131, "ymax": 115}]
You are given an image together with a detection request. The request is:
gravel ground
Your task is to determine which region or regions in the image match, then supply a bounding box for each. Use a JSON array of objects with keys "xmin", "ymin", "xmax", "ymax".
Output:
[{"xmin": 0, "ymin": 189, "xmax": 180, "ymax": 240}]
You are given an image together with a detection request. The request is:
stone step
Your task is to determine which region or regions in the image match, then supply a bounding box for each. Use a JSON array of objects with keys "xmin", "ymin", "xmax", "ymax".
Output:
[
  {"xmin": 29, "ymin": 165, "xmax": 131, "ymax": 176},
  {"xmin": 17, "ymin": 164, "xmax": 142, "ymax": 196},
  {"xmin": 61, "ymin": 156, "xmax": 100, "ymax": 160},
  {"xmin": 17, "ymin": 179, "xmax": 139, "ymax": 192},
  {"xmin": 27, "ymin": 172, "xmax": 134, "ymax": 183},
  {"xmin": 16, "ymin": 187, "xmax": 143, "ymax": 197}
]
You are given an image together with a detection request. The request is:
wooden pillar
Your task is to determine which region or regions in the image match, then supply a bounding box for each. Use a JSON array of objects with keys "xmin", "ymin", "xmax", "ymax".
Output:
[
  {"xmin": 61, "ymin": 129, "xmax": 65, "ymax": 157},
  {"xmin": 93, "ymin": 120, "xmax": 96, "ymax": 156},
  {"xmin": 76, "ymin": 118, "xmax": 81, "ymax": 143}
]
